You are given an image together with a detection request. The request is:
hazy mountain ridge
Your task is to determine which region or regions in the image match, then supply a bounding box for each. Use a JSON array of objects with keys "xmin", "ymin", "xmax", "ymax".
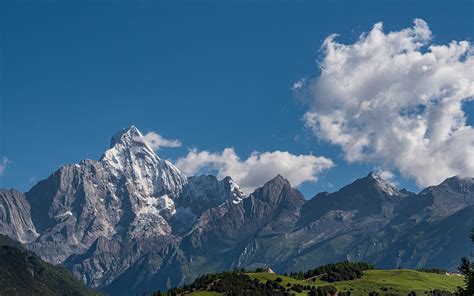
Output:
[{"xmin": 0, "ymin": 126, "xmax": 472, "ymax": 295}]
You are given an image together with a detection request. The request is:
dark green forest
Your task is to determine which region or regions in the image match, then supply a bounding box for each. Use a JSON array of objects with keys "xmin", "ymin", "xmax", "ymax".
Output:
[
  {"xmin": 289, "ymin": 261, "xmax": 374, "ymax": 282},
  {"xmin": 0, "ymin": 235, "xmax": 100, "ymax": 296}
]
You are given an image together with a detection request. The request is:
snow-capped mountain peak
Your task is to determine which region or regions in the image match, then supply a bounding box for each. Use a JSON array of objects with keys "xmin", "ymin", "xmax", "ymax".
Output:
[
  {"xmin": 226, "ymin": 177, "xmax": 247, "ymax": 204},
  {"xmin": 110, "ymin": 125, "xmax": 143, "ymax": 146},
  {"xmin": 101, "ymin": 126, "xmax": 187, "ymax": 198},
  {"xmin": 25, "ymin": 126, "xmax": 190, "ymax": 263},
  {"xmin": 22, "ymin": 126, "xmax": 249, "ymax": 269},
  {"xmin": 107, "ymin": 125, "xmax": 157, "ymax": 160}
]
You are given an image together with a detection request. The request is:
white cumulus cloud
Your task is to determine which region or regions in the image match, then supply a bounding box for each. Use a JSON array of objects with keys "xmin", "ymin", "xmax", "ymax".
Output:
[
  {"xmin": 0, "ymin": 157, "xmax": 10, "ymax": 176},
  {"xmin": 299, "ymin": 19, "xmax": 474, "ymax": 187},
  {"xmin": 175, "ymin": 148, "xmax": 334, "ymax": 193},
  {"xmin": 138, "ymin": 132, "xmax": 182, "ymax": 151}
]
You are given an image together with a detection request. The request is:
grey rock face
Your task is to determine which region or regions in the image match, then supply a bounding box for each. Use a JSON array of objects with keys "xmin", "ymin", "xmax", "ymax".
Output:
[
  {"xmin": 371, "ymin": 176, "xmax": 474, "ymax": 270},
  {"xmin": 300, "ymin": 172, "xmax": 413, "ymax": 225},
  {"xmin": 0, "ymin": 126, "xmax": 472, "ymax": 295},
  {"xmin": 233, "ymin": 174, "xmax": 474, "ymax": 273},
  {"xmin": 26, "ymin": 126, "xmax": 188, "ymax": 264},
  {"xmin": 179, "ymin": 175, "xmax": 246, "ymax": 216},
  {"xmin": 230, "ymin": 173, "xmax": 414, "ymax": 272},
  {"xmin": 185, "ymin": 175, "xmax": 305, "ymax": 250},
  {"xmin": 21, "ymin": 126, "xmax": 248, "ymax": 291},
  {"xmin": 415, "ymin": 176, "xmax": 474, "ymax": 221},
  {"xmin": 0, "ymin": 189, "xmax": 38, "ymax": 243}
]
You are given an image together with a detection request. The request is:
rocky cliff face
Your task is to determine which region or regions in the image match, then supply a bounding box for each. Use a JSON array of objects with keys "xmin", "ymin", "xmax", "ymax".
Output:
[
  {"xmin": 233, "ymin": 174, "xmax": 474, "ymax": 273},
  {"xmin": 22, "ymin": 126, "xmax": 250, "ymax": 291},
  {"xmin": 182, "ymin": 175, "xmax": 305, "ymax": 253},
  {"xmin": 300, "ymin": 173, "xmax": 413, "ymax": 225},
  {"xmin": 372, "ymin": 176, "xmax": 474, "ymax": 269},
  {"xmin": 0, "ymin": 126, "xmax": 472, "ymax": 295},
  {"xmin": 230, "ymin": 173, "xmax": 415, "ymax": 273},
  {"xmin": 179, "ymin": 175, "xmax": 246, "ymax": 217},
  {"xmin": 26, "ymin": 126, "xmax": 188, "ymax": 264},
  {"xmin": 0, "ymin": 189, "xmax": 38, "ymax": 243}
]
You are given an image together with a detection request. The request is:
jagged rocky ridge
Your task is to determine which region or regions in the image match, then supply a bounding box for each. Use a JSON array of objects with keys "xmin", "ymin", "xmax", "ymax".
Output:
[{"xmin": 0, "ymin": 126, "xmax": 473, "ymax": 295}]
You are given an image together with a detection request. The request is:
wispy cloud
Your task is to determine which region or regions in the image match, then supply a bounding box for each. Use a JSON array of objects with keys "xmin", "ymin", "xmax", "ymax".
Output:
[{"xmin": 0, "ymin": 157, "xmax": 10, "ymax": 176}]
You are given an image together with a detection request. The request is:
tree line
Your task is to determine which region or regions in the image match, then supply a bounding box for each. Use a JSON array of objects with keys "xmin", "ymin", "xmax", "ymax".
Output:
[
  {"xmin": 289, "ymin": 261, "xmax": 374, "ymax": 282},
  {"xmin": 149, "ymin": 270, "xmax": 348, "ymax": 296}
]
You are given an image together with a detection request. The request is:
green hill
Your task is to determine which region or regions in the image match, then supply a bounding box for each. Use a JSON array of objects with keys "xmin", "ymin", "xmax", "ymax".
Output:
[
  {"xmin": 0, "ymin": 234, "xmax": 101, "ymax": 296},
  {"xmin": 248, "ymin": 270, "xmax": 464, "ymax": 295},
  {"xmin": 157, "ymin": 268, "xmax": 464, "ymax": 296}
]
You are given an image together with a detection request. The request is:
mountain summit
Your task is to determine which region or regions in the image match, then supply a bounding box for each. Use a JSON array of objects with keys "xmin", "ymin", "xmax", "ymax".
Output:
[
  {"xmin": 101, "ymin": 125, "xmax": 187, "ymax": 198},
  {"xmin": 26, "ymin": 126, "xmax": 187, "ymax": 264},
  {"xmin": 0, "ymin": 126, "xmax": 472, "ymax": 295},
  {"xmin": 109, "ymin": 125, "xmax": 144, "ymax": 148}
]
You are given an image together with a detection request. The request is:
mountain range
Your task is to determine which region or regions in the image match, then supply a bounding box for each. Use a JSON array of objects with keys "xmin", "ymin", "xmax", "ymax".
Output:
[{"xmin": 0, "ymin": 126, "xmax": 472, "ymax": 295}]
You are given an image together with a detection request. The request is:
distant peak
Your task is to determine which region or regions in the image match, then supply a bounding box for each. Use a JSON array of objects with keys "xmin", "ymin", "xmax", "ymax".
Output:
[
  {"xmin": 366, "ymin": 172, "xmax": 377, "ymax": 179},
  {"xmin": 250, "ymin": 174, "xmax": 304, "ymax": 205},
  {"xmin": 109, "ymin": 126, "xmax": 144, "ymax": 148},
  {"xmin": 366, "ymin": 171, "xmax": 388, "ymax": 181},
  {"xmin": 444, "ymin": 175, "xmax": 473, "ymax": 183},
  {"xmin": 366, "ymin": 171, "xmax": 392, "ymax": 184},
  {"xmin": 273, "ymin": 174, "xmax": 287, "ymax": 182},
  {"xmin": 101, "ymin": 126, "xmax": 159, "ymax": 165},
  {"xmin": 350, "ymin": 172, "xmax": 401, "ymax": 196},
  {"xmin": 262, "ymin": 174, "xmax": 291, "ymax": 189},
  {"xmin": 439, "ymin": 175, "xmax": 474, "ymax": 191},
  {"xmin": 99, "ymin": 127, "xmax": 187, "ymax": 196}
]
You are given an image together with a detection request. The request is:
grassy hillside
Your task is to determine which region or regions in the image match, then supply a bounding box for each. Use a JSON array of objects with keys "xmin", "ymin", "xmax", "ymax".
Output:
[
  {"xmin": 248, "ymin": 270, "xmax": 464, "ymax": 295},
  {"xmin": 169, "ymin": 269, "xmax": 464, "ymax": 296}
]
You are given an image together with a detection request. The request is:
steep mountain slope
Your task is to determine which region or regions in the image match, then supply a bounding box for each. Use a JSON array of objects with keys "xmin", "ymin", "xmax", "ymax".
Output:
[
  {"xmin": 102, "ymin": 175, "xmax": 305, "ymax": 295},
  {"xmin": 0, "ymin": 126, "xmax": 472, "ymax": 294},
  {"xmin": 27, "ymin": 126, "xmax": 188, "ymax": 264},
  {"xmin": 0, "ymin": 234, "xmax": 100, "ymax": 296},
  {"xmin": 372, "ymin": 176, "xmax": 474, "ymax": 270},
  {"xmin": 299, "ymin": 173, "xmax": 413, "ymax": 224},
  {"xmin": 19, "ymin": 126, "xmax": 247, "ymax": 292},
  {"xmin": 0, "ymin": 189, "xmax": 38, "ymax": 243},
  {"xmin": 180, "ymin": 175, "xmax": 246, "ymax": 217},
  {"xmin": 232, "ymin": 173, "xmax": 414, "ymax": 272},
  {"xmin": 229, "ymin": 174, "xmax": 473, "ymax": 273},
  {"xmin": 61, "ymin": 176, "xmax": 246, "ymax": 291},
  {"xmin": 183, "ymin": 175, "xmax": 305, "ymax": 252}
]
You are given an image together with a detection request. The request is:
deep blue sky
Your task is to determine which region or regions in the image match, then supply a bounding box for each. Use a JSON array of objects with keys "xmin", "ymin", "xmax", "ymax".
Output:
[{"xmin": 1, "ymin": 0, "xmax": 473, "ymax": 197}]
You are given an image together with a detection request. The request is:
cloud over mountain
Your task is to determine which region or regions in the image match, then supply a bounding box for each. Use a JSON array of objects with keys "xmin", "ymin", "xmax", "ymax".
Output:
[
  {"xmin": 297, "ymin": 19, "xmax": 474, "ymax": 187},
  {"xmin": 175, "ymin": 148, "xmax": 334, "ymax": 193},
  {"xmin": 137, "ymin": 131, "xmax": 182, "ymax": 150}
]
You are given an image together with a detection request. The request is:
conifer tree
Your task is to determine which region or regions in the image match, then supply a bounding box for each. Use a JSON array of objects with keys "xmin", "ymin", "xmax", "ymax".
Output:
[{"xmin": 457, "ymin": 228, "xmax": 474, "ymax": 295}]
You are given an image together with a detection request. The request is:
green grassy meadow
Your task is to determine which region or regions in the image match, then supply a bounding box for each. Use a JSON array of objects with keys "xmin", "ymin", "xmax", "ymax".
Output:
[
  {"xmin": 247, "ymin": 270, "xmax": 464, "ymax": 295},
  {"xmin": 187, "ymin": 269, "xmax": 464, "ymax": 295}
]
